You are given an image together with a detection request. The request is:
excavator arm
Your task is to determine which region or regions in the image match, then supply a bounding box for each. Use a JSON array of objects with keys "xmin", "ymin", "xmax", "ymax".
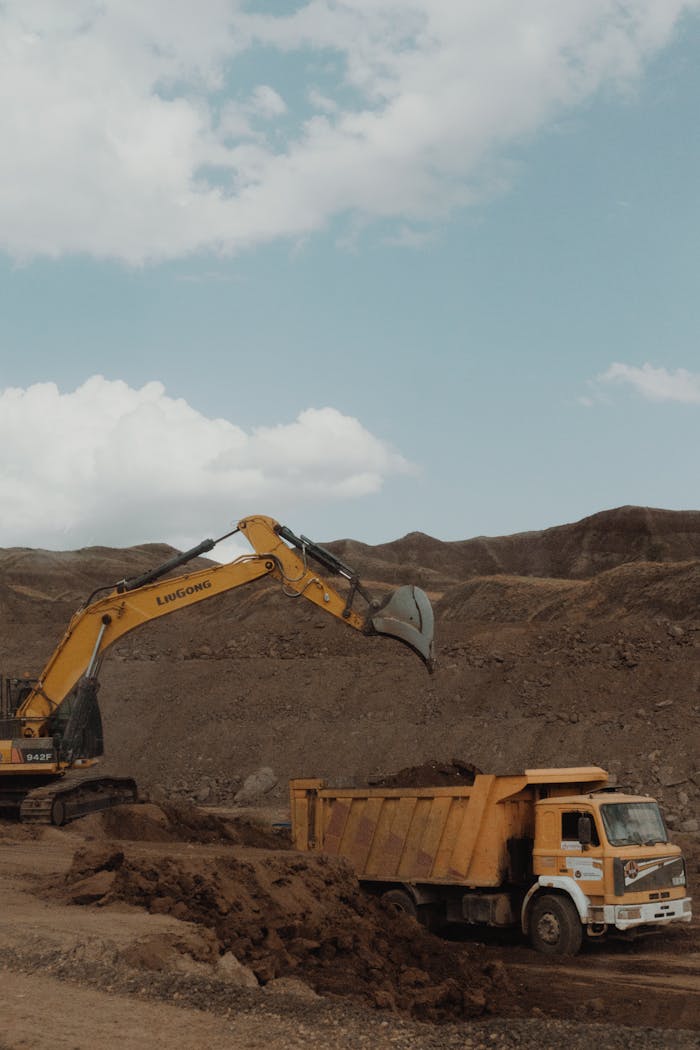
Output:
[{"xmin": 15, "ymin": 515, "xmax": 435, "ymax": 741}]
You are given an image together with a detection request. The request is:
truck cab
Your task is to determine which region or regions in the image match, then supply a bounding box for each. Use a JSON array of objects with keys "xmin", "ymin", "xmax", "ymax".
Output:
[{"xmin": 528, "ymin": 790, "xmax": 691, "ymax": 953}]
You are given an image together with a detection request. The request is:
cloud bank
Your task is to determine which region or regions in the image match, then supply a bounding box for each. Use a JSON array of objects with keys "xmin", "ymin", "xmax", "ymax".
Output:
[
  {"xmin": 0, "ymin": 376, "xmax": 412, "ymax": 552},
  {"xmin": 596, "ymin": 363, "xmax": 700, "ymax": 404},
  {"xmin": 1, "ymin": 1, "xmax": 697, "ymax": 263}
]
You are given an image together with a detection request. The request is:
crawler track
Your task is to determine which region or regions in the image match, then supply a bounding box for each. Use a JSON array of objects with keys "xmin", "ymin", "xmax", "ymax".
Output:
[{"xmin": 19, "ymin": 772, "xmax": 138, "ymax": 825}]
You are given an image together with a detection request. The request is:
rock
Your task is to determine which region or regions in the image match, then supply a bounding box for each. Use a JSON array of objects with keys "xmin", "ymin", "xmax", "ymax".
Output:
[
  {"xmin": 252, "ymin": 954, "xmax": 280, "ymax": 983},
  {"xmin": 264, "ymin": 976, "xmax": 320, "ymax": 1001},
  {"xmin": 69, "ymin": 869, "xmax": 117, "ymax": 904},
  {"xmin": 234, "ymin": 767, "xmax": 278, "ymax": 804},
  {"xmin": 217, "ymin": 952, "xmax": 259, "ymax": 988},
  {"xmin": 70, "ymin": 846, "xmax": 125, "ymax": 879},
  {"xmin": 70, "ymin": 937, "xmax": 118, "ymax": 966},
  {"xmin": 680, "ymin": 818, "xmax": 699, "ymax": 833},
  {"xmin": 195, "ymin": 784, "xmax": 212, "ymax": 803},
  {"xmin": 373, "ymin": 988, "xmax": 396, "ymax": 1010},
  {"xmin": 659, "ymin": 769, "xmax": 687, "ymax": 788},
  {"xmin": 150, "ymin": 784, "xmax": 168, "ymax": 804},
  {"xmin": 668, "ymin": 624, "xmax": 685, "ymax": 639}
]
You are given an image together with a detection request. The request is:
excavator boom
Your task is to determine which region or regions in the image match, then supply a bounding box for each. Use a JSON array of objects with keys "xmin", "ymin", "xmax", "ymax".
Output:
[{"xmin": 1, "ymin": 514, "xmax": 435, "ymax": 824}]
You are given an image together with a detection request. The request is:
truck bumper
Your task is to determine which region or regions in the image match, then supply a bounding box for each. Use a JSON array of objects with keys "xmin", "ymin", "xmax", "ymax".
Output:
[{"xmin": 603, "ymin": 897, "xmax": 692, "ymax": 931}]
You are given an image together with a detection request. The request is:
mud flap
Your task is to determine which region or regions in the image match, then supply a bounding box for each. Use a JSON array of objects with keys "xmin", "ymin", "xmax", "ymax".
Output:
[{"xmin": 370, "ymin": 586, "xmax": 435, "ymax": 672}]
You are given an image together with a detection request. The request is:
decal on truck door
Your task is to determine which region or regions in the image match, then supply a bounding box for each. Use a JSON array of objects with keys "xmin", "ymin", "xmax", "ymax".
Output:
[{"xmin": 565, "ymin": 857, "xmax": 603, "ymax": 881}]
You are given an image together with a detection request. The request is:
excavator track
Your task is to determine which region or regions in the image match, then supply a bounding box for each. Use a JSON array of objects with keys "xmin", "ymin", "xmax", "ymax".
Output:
[{"xmin": 19, "ymin": 771, "xmax": 138, "ymax": 826}]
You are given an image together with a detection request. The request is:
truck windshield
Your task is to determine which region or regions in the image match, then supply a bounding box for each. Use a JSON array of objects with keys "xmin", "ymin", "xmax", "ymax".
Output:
[{"xmin": 600, "ymin": 802, "xmax": 667, "ymax": 846}]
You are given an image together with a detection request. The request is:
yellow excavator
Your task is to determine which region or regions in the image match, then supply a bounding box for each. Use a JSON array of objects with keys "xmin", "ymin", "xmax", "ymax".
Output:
[{"xmin": 0, "ymin": 514, "xmax": 435, "ymax": 825}]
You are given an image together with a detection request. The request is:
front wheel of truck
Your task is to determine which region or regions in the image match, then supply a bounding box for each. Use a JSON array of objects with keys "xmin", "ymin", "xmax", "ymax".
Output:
[{"xmin": 529, "ymin": 894, "xmax": 583, "ymax": 955}]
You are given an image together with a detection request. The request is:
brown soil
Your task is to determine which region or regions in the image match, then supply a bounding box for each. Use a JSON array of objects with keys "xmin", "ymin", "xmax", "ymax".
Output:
[
  {"xmin": 56, "ymin": 804, "xmax": 501, "ymax": 1022},
  {"xmin": 74, "ymin": 800, "xmax": 286, "ymax": 849},
  {"xmin": 2, "ymin": 805, "xmax": 695, "ymax": 1047},
  {"xmin": 2, "ymin": 504, "xmax": 700, "ymax": 1047},
  {"xmin": 368, "ymin": 758, "xmax": 481, "ymax": 787}
]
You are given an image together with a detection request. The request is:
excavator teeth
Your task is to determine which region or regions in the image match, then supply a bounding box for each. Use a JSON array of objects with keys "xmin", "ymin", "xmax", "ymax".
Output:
[{"xmin": 370, "ymin": 585, "xmax": 435, "ymax": 672}]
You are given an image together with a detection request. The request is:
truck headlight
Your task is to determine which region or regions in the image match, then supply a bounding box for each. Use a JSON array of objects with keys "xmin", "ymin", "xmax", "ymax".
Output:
[{"xmin": 618, "ymin": 906, "xmax": 642, "ymax": 920}]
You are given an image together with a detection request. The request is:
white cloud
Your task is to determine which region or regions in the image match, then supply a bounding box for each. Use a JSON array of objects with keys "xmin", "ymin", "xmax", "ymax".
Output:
[
  {"xmin": 383, "ymin": 225, "xmax": 437, "ymax": 249},
  {"xmin": 0, "ymin": 376, "xmax": 413, "ymax": 551},
  {"xmin": 597, "ymin": 362, "xmax": 700, "ymax": 403},
  {"xmin": 250, "ymin": 85, "xmax": 287, "ymax": 119},
  {"xmin": 0, "ymin": 1, "xmax": 697, "ymax": 263}
]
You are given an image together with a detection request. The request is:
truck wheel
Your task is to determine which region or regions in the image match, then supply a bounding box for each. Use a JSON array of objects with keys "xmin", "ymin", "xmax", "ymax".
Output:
[
  {"xmin": 529, "ymin": 894, "xmax": 582, "ymax": 955},
  {"xmin": 381, "ymin": 888, "xmax": 418, "ymax": 920}
]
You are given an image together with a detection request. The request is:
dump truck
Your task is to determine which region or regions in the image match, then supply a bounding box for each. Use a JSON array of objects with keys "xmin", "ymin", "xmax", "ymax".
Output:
[{"xmin": 290, "ymin": 767, "xmax": 692, "ymax": 954}]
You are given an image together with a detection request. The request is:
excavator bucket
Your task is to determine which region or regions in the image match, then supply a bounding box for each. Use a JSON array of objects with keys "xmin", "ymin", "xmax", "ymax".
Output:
[{"xmin": 370, "ymin": 586, "xmax": 435, "ymax": 672}]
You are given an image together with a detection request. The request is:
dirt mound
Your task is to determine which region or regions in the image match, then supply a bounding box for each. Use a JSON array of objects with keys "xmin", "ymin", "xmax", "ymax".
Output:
[
  {"xmin": 73, "ymin": 802, "xmax": 285, "ymax": 849},
  {"xmin": 61, "ymin": 842, "xmax": 504, "ymax": 1021},
  {"xmin": 369, "ymin": 759, "xmax": 481, "ymax": 788}
]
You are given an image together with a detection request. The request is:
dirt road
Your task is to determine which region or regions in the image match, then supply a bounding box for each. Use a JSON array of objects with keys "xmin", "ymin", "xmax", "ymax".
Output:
[{"xmin": 1, "ymin": 808, "xmax": 698, "ymax": 1050}]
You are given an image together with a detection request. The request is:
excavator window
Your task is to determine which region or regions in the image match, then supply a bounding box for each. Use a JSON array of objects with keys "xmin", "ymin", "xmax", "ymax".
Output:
[{"xmin": 2, "ymin": 677, "xmax": 36, "ymax": 718}]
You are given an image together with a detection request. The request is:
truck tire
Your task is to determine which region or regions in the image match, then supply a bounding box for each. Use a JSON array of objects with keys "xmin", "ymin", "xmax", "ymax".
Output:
[
  {"xmin": 380, "ymin": 888, "xmax": 442, "ymax": 931},
  {"xmin": 381, "ymin": 888, "xmax": 418, "ymax": 920},
  {"xmin": 529, "ymin": 894, "xmax": 583, "ymax": 956}
]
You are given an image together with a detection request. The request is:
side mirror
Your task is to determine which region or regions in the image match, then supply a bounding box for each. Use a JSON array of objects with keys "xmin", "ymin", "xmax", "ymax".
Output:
[{"xmin": 578, "ymin": 815, "xmax": 593, "ymax": 849}]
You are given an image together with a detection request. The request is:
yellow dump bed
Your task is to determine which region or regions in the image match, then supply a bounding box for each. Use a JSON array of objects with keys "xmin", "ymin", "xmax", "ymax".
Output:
[{"xmin": 290, "ymin": 768, "xmax": 607, "ymax": 888}]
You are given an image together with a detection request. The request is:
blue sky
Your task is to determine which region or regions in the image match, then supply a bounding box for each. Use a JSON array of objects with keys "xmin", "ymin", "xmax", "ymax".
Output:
[{"xmin": 0, "ymin": 2, "xmax": 698, "ymax": 555}]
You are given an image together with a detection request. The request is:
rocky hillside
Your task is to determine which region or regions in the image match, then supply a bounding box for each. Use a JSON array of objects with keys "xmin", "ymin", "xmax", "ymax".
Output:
[
  {"xmin": 1, "ymin": 506, "xmax": 699, "ymax": 834},
  {"xmin": 328, "ymin": 505, "xmax": 700, "ymax": 589}
]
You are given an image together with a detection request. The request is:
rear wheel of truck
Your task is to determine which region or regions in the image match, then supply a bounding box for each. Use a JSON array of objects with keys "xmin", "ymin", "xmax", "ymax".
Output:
[
  {"xmin": 381, "ymin": 888, "xmax": 418, "ymax": 919},
  {"xmin": 529, "ymin": 894, "xmax": 582, "ymax": 955},
  {"xmin": 381, "ymin": 889, "xmax": 441, "ymax": 932}
]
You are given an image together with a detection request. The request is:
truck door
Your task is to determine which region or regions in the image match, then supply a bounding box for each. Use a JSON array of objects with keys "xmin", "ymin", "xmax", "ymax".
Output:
[{"xmin": 557, "ymin": 809, "xmax": 604, "ymax": 896}]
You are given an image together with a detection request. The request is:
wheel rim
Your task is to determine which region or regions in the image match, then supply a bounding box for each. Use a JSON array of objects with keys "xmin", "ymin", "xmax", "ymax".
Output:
[{"xmin": 536, "ymin": 910, "xmax": 561, "ymax": 946}]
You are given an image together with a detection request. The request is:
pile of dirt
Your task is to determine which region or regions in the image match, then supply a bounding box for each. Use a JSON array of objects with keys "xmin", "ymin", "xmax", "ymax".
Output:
[
  {"xmin": 369, "ymin": 759, "xmax": 481, "ymax": 788},
  {"xmin": 60, "ymin": 829, "xmax": 505, "ymax": 1021},
  {"xmin": 72, "ymin": 801, "xmax": 286, "ymax": 849}
]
